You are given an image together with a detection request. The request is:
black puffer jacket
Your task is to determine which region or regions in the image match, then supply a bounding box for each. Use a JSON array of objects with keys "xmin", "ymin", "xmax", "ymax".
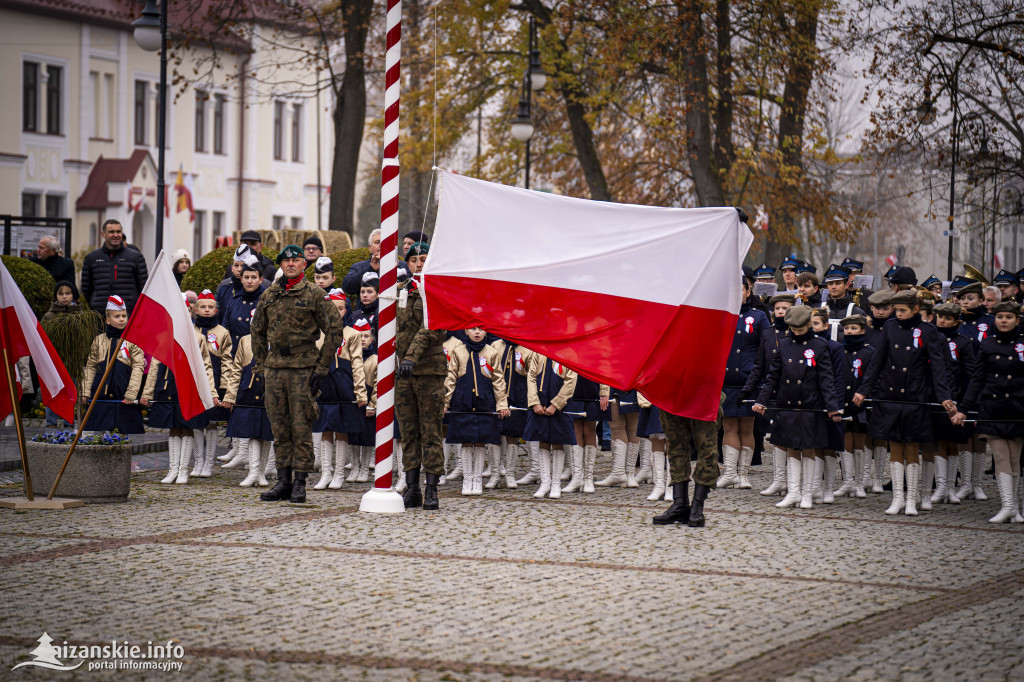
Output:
[
  {"xmin": 30, "ymin": 253, "xmax": 76, "ymax": 284},
  {"xmin": 81, "ymin": 244, "xmax": 149, "ymax": 313}
]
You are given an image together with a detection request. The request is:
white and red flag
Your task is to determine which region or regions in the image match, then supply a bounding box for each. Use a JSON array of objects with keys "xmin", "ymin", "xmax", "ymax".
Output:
[
  {"xmin": 121, "ymin": 251, "xmax": 213, "ymax": 419},
  {"xmin": 0, "ymin": 259, "xmax": 77, "ymax": 423},
  {"xmin": 421, "ymin": 170, "xmax": 752, "ymax": 421}
]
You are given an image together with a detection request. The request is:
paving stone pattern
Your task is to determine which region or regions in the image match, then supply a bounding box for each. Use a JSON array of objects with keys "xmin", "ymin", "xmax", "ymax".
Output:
[{"xmin": 0, "ymin": 447, "xmax": 1021, "ymax": 681}]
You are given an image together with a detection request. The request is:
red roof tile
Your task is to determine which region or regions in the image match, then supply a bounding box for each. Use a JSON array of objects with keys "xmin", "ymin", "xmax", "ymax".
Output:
[{"xmin": 76, "ymin": 149, "xmax": 152, "ymax": 210}]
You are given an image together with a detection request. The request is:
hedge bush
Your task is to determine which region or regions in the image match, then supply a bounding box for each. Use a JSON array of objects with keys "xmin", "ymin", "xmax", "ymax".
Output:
[
  {"xmin": 2, "ymin": 255, "xmax": 56, "ymax": 319},
  {"xmin": 180, "ymin": 246, "xmax": 279, "ymax": 294},
  {"xmin": 304, "ymin": 248, "xmax": 371, "ymax": 290}
]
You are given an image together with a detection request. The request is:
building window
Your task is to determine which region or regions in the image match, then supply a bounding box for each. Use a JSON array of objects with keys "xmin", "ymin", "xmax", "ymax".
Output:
[
  {"xmin": 90, "ymin": 71, "xmax": 100, "ymax": 137},
  {"xmin": 272, "ymin": 215, "xmax": 285, "ymax": 231},
  {"xmin": 134, "ymin": 80, "xmax": 148, "ymax": 146},
  {"xmin": 291, "ymin": 103, "xmax": 302, "ymax": 162},
  {"xmin": 193, "ymin": 210, "xmax": 206, "ymax": 260},
  {"xmin": 213, "ymin": 211, "xmax": 225, "ymax": 239},
  {"xmin": 45, "ymin": 194, "xmax": 64, "ymax": 218},
  {"xmin": 290, "ymin": 217, "xmax": 302, "ymax": 231},
  {"xmin": 105, "ymin": 74, "xmax": 115, "ymax": 138},
  {"xmin": 213, "ymin": 94, "xmax": 226, "ymax": 154},
  {"xmin": 23, "ymin": 62, "xmax": 39, "ymax": 132},
  {"xmin": 273, "ymin": 101, "xmax": 284, "ymax": 160},
  {"xmin": 21, "ymin": 192, "xmax": 41, "ymax": 216},
  {"xmin": 195, "ymin": 89, "xmax": 207, "ymax": 152},
  {"xmin": 46, "ymin": 65, "xmax": 62, "ymax": 134}
]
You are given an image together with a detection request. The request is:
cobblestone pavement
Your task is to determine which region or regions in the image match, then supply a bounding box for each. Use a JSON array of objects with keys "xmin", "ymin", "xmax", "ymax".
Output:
[{"xmin": 0, "ymin": 448, "xmax": 1021, "ymax": 681}]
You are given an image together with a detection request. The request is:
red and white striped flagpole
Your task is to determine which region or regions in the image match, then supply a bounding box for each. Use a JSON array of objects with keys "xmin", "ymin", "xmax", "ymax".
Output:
[{"xmin": 361, "ymin": 0, "xmax": 405, "ymax": 513}]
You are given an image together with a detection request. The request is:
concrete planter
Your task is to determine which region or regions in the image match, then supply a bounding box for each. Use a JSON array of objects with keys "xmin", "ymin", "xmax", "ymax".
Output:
[{"xmin": 27, "ymin": 441, "xmax": 132, "ymax": 503}]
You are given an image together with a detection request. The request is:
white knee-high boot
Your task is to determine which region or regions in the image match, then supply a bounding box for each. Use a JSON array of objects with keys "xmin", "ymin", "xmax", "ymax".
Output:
[
  {"xmin": 852, "ymin": 449, "xmax": 867, "ymax": 498},
  {"xmin": 562, "ymin": 445, "xmax": 584, "ymax": 493},
  {"xmin": 762, "ymin": 446, "xmax": 787, "ymax": 496},
  {"xmin": 175, "ymin": 436, "xmax": 194, "ymax": 484},
  {"xmin": 946, "ymin": 455, "xmax": 961, "ymax": 504},
  {"xmin": 988, "ymin": 472, "xmax": 1020, "ymax": 523},
  {"xmin": 582, "ymin": 445, "xmax": 597, "ymax": 494},
  {"xmin": 636, "ymin": 439, "xmax": 653, "ymax": 483},
  {"xmin": 394, "ymin": 441, "xmax": 406, "ymax": 492},
  {"xmin": 931, "ymin": 455, "xmax": 948, "ymax": 504},
  {"xmin": 738, "ymin": 446, "xmax": 754, "ymax": 489},
  {"xmin": 955, "ymin": 450, "xmax": 973, "ymax": 499},
  {"xmin": 473, "ymin": 446, "xmax": 486, "ymax": 495},
  {"xmin": 885, "ymin": 461, "xmax": 906, "ymax": 515},
  {"xmin": 199, "ymin": 429, "xmax": 218, "ymax": 477},
  {"xmin": 872, "ymin": 445, "xmax": 888, "ymax": 493},
  {"xmin": 240, "ymin": 439, "xmax": 261, "ymax": 487},
  {"xmin": 549, "ymin": 448, "xmax": 565, "ymax": 498},
  {"xmin": 623, "ymin": 442, "xmax": 640, "ymax": 487},
  {"xmin": 218, "ymin": 438, "xmax": 236, "ymax": 463},
  {"xmin": 444, "ymin": 442, "xmax": 463, "ymax": 482},
  {"xmin": 257, "ymin": 441, "xmax": 270, "ymax": 486},
  {"xmin": 596, "ymin": 440, "xmax": 627, "ymax": 487},
  {"xmin": 647, "ymin": 450, "xmax": 666, "ymax": 501},
  {"xmin": 835, "ymin": 451, "xmax": 856, "ymax": 497},
  {"xmin": 485, "ymin": 444, "xmax": 504, "ymax": 489},
  {"xmin": 799, "ymin": 457, "xmax": 815, "ymax": 509},
  {"xmin": 920, "ymin": 460, "xmax": 934, "ymax": 510},
  {"xmin": 811, "ymin": 455, "xmax": 824, "ymax": 503},
  {"xmin": 822, "ymin": 454, "xmax": 837, "ymax": 503},
  {"xmin": 312, "ymin": 431, "xmax": 323, "ymax": 472},
  {"xmin": 717, "ymin": 445, "xmax": 740, "ymax": 488},
  {"xmin": 314, "ymin": 440, "xmax": 334, "ymax": 490},
  {"xmin": 534, "ymin": 449, "xmax": 552, "ymax": 498},
  {"xmin": 503, "ymin": 439, "xmax": 518, "ymax": 488},
  {"xmin": 905, "ymin": 462, "xmax": 920, "ymax": 515},
  {"xmin": 972, "ymin": 452, "xmax": 988, "ymax": 500},
  {"xmin": 516, "ymin": 441, "xmax": 540, "ymax": 485},
  {"xmin": 221, "ymin": 438, "xmax": 248, "ymax": 468},
  {"xmin": 162, "ymin": 436, "xmax": 181, "ymax": 484},
  {"xmin": 776, "ymin": 457, "xmax": 802, "ymax": 508},
  {"xmin": 329, "ymin": 441, "xmax": 348, "ymax": 489},
  {"xmin": 190, "ymin": 430, "xmax": 206, "ymax": 477}
]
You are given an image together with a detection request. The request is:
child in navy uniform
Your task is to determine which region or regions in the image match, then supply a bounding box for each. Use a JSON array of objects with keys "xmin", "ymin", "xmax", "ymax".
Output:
[
  {"xmin": 754, "ymin": 305, "xmax": 841, "ymax": 510},
  {"xmin": 524, "ymin": 353, "xmax": 578, "ymax": 499},
  {"xmin": 223, "ymin": 324, "xmax": 275, "ymax": 487},
  {"xmin": 190, "ymin": 290, "xmax": 234, "ymax": 478},
  {"xmin": 810, "ymin": 308, "xmax": 847, "ymax": 503},
  {"xmin": 492, "ymin": 340, "xmax": 536, "ymax": 487},
  {"xmin": 834, "ymin": 315, "xmax": 875, "ymax": 499},
  {"xmin": 444, "ymin": 327, "xmax": 509, "ymax": 495},
  {"xmin": 931, "ymin": 302, "xmax": 978, "ymax": 505},
  {"xmin": 82, "ymin": 295, "xmax": 145, "ymax": 436}
]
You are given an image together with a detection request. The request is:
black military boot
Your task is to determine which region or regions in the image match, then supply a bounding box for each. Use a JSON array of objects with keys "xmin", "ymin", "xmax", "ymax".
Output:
[
  {"xmin": 652, "ymin": 483, "xmax": 690, "ymax": 525},
  {"xmin": 688, "ymin": 484, "xmax": 710, "ymax": 527},
  {"xmin": 403, "ymin": 468, "xmax": 422, "ymax": 508},
  {"xmin": 423, "ymin": 473, "xmax": 440, "ymax": 511},
  {"xmin": 290, "ymin": 472, "xmax": 307, "ymax": 503},
  {"xmin": 261, "ymin": 468, "xmax": 293, "ymax": 501}
]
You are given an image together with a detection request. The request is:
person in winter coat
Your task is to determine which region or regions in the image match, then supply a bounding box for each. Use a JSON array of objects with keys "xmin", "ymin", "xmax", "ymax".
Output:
[
  {"xmin": 223, "ymin": 262, "xmax": 268, "ymax": 349},
  {"xmin": 491, "ymin": 339, "xmax": 536, "ymax": 488},
  {"xmin": 853, "ymin": 290, "xmax": 956, "ymax": 516},
  {"xmin": 833, "ymin": 314, "xmax": 875, "ymax": 500},
  {"xmin": 954, "ymin": 301, "xmax": 1024, "ymax": 523},
  {"xmin": 443, "ymin": 327, "xmax": 509, "ymax": 496},
  {"xmin": 524, "ymin": 353, "xmax": 577, "ymax": 499},
  {"xmin": 82, "ymin": 295, "xmax": 145, "ymax": 434},
  {"xmin": 81, "ymin": 220, "xmax": 148, "ymax": 313},
  {"xmin": 189, "ymin": 290, "xmax": 235, "ymax": 478},
  {"xmin": 810, "ymin": 307, "xmax": 847, "ymax": 503},
  {"xmin": 172, "ymin": 249, "xmax": 191, "ymax": 286},
  {"xmin": 222, "ymin": 328, "xmax": 275, "ymax": 488},
  {"xmin": 30, "ymin": 235, "xmax": 75, "ymax": 284}
]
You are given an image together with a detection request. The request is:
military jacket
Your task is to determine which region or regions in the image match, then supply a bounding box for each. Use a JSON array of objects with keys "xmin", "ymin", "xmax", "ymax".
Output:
[
  {"xmin": 395, "ymin": 282, "xmax": 447, "ymax": 376},
  {"xmin": 250, "ymin": 275, "xmax": 342, "ymax": 374}
]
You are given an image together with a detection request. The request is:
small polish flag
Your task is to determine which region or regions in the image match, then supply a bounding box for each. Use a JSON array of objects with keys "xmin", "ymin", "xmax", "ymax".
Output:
[
  {"xmin": 422, "ymin": 170, "xmax": 752, "ymax": 421},
  {"xmin": 0, "ymin": 260, "xmax": 77, "ymax": 423},
  {"xmin": 121, "ymin": 251, "xmax": 213, "ymax": 419},
  {"xmin": 885, "ymin": 253, "xmax": 897, "ymax": 266},
  {"xmin": 993, "ymin": 249, "xmax": 1004, "ymax": 270}
]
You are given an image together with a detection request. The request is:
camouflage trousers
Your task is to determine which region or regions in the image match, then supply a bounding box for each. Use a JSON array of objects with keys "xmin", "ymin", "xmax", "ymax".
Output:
[
  {"xmin": 264, "ymin": 367, "xmax": 317, "ymax": 473},
  {"xmin": 396, "ymin": 374, "xmax": 445, "ymax": 476},
  {"xmin": 661, "ymin": 412, "xmax": 720, "ymax": 487}
]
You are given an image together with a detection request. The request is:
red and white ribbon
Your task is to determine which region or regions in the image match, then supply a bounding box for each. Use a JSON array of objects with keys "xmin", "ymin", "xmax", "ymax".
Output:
[
  {"xmin": 479, "ymin": 355, "xmax": 493, "ymax": 378},
  {"xmin": 803, "ymin": 348, "xmax": 815, "ymax": 367},
  {"xmin": 977, "ymin": 323, "xmax": 989, "ymax": 342},
  {"xmin": 912, "ymin": 327, "xmax": 922, "ymax": 348},
  {"xmin": 744, "ymin": 316, "xmax": 754, "ymax": 334},
  {"xmin": 852, "ymin": 358, "xmax": 862, "ymax": 378},
  {"xmin": 949, "ymin": 341, "xmax": 958, "ymax": 361},
  {"xmin": 1015, "ymin": 342, "xmax": 1024, "ymax": 362}
]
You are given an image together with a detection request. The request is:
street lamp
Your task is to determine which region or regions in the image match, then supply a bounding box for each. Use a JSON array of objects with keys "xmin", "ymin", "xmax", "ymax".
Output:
[
  {"xmin": 509, "ymin": 16, "xmax": 545, "ymax": 189},
  {"xmin": 133, "ymin": 0, "xmax": 168, "ymax": 261}
]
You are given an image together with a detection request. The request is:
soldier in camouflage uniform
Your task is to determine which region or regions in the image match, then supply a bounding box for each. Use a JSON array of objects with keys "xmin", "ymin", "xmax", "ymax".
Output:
[
  {"xmin": 251, "ymin": 244, "xmax": 343, "ymax": 503},
  {"xmin": 397, "ymin": 242, "xmax": 448, "ymax": 510},
  {"xmin": 653, "ymin": 392, "xmax": 724, "ymax": 527}
]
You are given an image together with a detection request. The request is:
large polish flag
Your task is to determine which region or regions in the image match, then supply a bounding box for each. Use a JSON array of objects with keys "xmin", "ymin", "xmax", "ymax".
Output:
[
  {"xmin": 121, "ymin": 251, "xmax": 213, "ymax": 419},
  {"xmin": 421, "ymin": 170, "xmax": 753, "ymax": 421},
  {"xmin": 0, "ymin": 259, "xmax": 77, "ymax": 423}
]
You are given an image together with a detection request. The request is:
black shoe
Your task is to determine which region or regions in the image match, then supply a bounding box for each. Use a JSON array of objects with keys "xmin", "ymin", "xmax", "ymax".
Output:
[
  {"xmin": 290, "ymin": 472, "xmax": 307, "ymax": 503},
  {"xmin": 688, "ymin": 484, "xmax": 710, "ymax": 527},
  {"xmin": 653, "ymin": 483, "xmax": 690, "ymax": 525},
  {"xmin": 423, "ymin": 473, "xmax": 440, "ymax": 511},
  {"xmin": 261, "ymin": 468, "xmax": 293, "ymax": 502},
  {"xmin": 403, "ymin": 468, "xmax": 422, "ymax": 508}
]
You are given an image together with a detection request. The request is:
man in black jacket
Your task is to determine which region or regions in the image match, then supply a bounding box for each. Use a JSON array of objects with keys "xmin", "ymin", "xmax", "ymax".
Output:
[
  {"xmin": 29, "ymin": 235, "xmax": 76, "ymax": 284},
  {"xmin": 81, "ymin": 219, "xmax": 149, "ymax": 313}
]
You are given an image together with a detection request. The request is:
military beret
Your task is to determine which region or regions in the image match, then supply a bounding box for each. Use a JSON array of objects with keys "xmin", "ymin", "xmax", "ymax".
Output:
[
  {"xmin": 889, "ymin": 266, "xmax": 917, "ymax": 286},
  {"xmin": 768, "ymin": 293, "xmax": 796, "ymax": 307},
  {"xmin": 405, "ymin": 241, "xmax": 429, "ymax": 260},
  {"xmin": 840, "ymin": 314, "xmax": 868, "ymax": 327},
  {"xmin": 933, "ymin": 302, "xmax": 961, "ymax": 317},
  {"xmin": 868, "ymin": 290, "xmax": 894, "ymax": 306},
  {"xmin": 276, "ymin": 244, "xmax": 304, "ymax": 263},
  {"xmin": 989, "ymin": 301, "xmax": 1021, "ymax": 316},
  {"xmin": 955, "ymin": 282, "xmax": 983, "ymax": 298},
  {"xmin": 784, "ymin": 305, "xmax": 812, "ymax": 327},
  {"xmin": 891, "ymin": 290, "xmax": 920, "ymax": 307}
]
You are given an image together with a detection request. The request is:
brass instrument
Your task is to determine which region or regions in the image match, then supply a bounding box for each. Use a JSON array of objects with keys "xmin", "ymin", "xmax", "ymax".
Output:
[{"xmin": 963, "ymin": 264, "xmax": 990, "ymax": 286}]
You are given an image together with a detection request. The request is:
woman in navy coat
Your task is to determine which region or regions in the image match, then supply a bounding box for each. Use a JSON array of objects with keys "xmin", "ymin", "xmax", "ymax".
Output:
[{"xmin": 854, "ymin": 290, "xmax": 955, "ymax": 517}]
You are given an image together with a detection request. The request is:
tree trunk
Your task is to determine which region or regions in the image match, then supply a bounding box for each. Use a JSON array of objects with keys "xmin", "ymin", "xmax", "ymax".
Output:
[
  {"xmin": 713, "ymin": 0, "xmax": 734, "ymax": 177},
  {"xmin": 676, "ymin": 0, "xmax": 726, "ymax": 208},
  {"xmin": 328, "ymin": 0, "xmax": 374, "ymax": 237},
  {"xmin": 768, "ymin": 0, "xmax": 822, "ymax": 261}
]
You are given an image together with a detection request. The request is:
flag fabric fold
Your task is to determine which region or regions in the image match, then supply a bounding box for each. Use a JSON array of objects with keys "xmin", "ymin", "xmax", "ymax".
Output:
[
  {"xmin": 421, "ymin": 170, "xmax": 753, "ymax": 421},
  {"xmin": 0, "ymin": 259, "xmax": 77, "ymax": 423},
  {"xmin": 121, "ymin": 251, "xmax": 213, "ymax": 419},
  {"xmin": 175, "ymin": 165, "xmax": 195, "ymax": 222}
]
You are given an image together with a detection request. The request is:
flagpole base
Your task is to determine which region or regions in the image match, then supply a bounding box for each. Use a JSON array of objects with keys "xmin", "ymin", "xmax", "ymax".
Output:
[
  {"xmin": 359, "ymin": 487, "xmax": 405, "ymax": 514},
  {"xmin": 0, "ymin": 496, "xmax": 85, "ymax": 510}
]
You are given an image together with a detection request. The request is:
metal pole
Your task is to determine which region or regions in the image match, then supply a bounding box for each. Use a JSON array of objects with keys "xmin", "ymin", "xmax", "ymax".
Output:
[
  {"xmin": 3, "ymin": 348, "xmax": 33, "ymax": 501},
  {"xmin": 947, "ymin": 75, "xmax": 958, "ymax": 281},
  {"xmin": 524, "ymin": 17, "xmax": 533, "ymax": 190},
  {"xmin": 316, "ymin": 69, "xmax": 322, "ymax": 232},
  {"xmin": 154, "ymin": 0, "xmax": 168, "ymax": 262},
  {"xmin": 991, "ymin": 184, "xmax": 998, "ymax": 278}
]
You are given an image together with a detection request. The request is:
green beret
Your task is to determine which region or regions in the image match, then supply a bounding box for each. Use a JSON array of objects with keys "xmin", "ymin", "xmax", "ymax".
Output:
[
  {"xmin": 784, "ymin": 305, "xmax": 812, "ymax": 327},
  {"xmin": 867, "ymin": 290, "xmax": 894, "ymax": 307},
  {"xmin": 840, "ymin": 314, "xmax": 868, "ymax": 328},
  {"xmin": 955, "ymin": 282, "xmax": 983, "ymax": 298},
  {"xmin": 933, "ymin": 301, "xmax": 961, "ymax": 317},
  {"xmin": 990, "ymin": 301, "xmax": 1021, "ymax": 316},
  {"xmin": 768, "ymin": 293, "xmax": 796, "ymax": 307},
  {"xmin": 891, "ymin": 290, "xmax": 920, "ymax": 307},
  {"xmin": 405, "ymin": 241, "xmax": 429, "ymax": 260},
  {"xmin": 276, "ymin": 244, "xmax": 304, "ymax": 263}
]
